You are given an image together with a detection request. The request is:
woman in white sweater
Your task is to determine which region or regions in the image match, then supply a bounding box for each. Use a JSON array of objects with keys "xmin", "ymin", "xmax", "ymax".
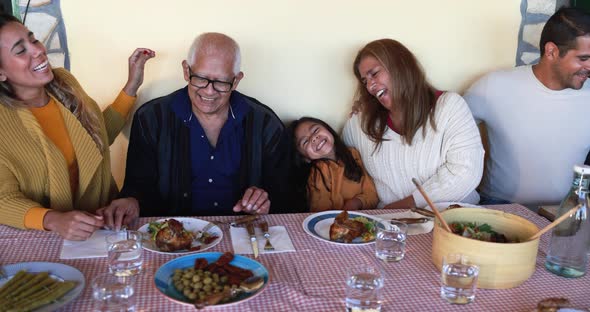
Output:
[{"xmin": 343, "ymin": 39, "xmax": 484, "ymax": 209}]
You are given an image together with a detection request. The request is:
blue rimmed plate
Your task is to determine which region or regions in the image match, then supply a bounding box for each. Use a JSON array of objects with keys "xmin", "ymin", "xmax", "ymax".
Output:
[
  {"xmin": 154, "ymin": 252, "xmax": 269, "ymax": 307},
  {"xmin": 302, "ymin": 210, "xmax": 380, "ymax": 245},
  {"xmin": 0, "ymin": 262, "xmax": 85, "ymax": 312}
]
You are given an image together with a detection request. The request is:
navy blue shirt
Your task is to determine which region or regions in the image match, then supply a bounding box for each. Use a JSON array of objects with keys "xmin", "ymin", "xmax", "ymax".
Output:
[{"xmin": 171, "ymin": 88, "xmax": 251, "ymax": 215}]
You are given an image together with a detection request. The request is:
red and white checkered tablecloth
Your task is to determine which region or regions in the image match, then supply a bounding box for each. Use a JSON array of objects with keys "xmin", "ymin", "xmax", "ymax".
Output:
[{"xmin": 0, "ymin": 204, "xmax": 588, "ymax": 311}]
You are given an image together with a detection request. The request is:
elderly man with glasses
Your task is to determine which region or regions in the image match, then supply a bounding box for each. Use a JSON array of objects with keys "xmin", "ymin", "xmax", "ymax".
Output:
[{"xmin": 121, "ymin": 32, "xmax": 292, "ymax": 217}]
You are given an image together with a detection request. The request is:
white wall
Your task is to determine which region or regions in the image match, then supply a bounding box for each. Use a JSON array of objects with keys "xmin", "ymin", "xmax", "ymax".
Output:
[{"xmin": 61, "ymin": 0, "xmax": 521, "ymax": 186}]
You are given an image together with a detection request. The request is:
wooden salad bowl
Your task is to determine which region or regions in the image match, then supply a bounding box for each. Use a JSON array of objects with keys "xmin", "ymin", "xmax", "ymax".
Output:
[{"xmin": 432, "ymin": 207, "xmax": 540, "ymax": 289}]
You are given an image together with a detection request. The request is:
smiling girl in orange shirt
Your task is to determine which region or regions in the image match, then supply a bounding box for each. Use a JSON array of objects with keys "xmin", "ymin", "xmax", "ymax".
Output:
[{"xmin": 291, "ymin": 117, "xmax": 378, "ymax": 212}]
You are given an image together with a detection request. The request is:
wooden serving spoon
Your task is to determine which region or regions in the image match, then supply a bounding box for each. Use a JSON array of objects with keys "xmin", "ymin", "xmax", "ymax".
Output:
[
  {"xmin": 527, "ymin": 204, "xmax": 582, "ymax": 241},
  {"xmin": 411, "ymin": 178, "xmax": 452, "ymax": 232}
]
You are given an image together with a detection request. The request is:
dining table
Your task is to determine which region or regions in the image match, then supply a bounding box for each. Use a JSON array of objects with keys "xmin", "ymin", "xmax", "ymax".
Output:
[{"xmin": 0, "ymin": 203, "xmax": 588, "ymax": 312}]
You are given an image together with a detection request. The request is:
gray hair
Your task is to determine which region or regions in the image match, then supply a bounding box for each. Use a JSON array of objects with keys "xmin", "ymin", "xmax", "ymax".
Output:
[{"xmin": 187, "ymin": 32, "xmax": 241, "ymax": 75}]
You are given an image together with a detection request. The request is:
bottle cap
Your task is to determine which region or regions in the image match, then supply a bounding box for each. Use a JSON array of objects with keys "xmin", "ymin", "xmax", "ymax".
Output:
[{"xmin": 573, "ymin": 164, "xmax": 590, "ymax": 174}]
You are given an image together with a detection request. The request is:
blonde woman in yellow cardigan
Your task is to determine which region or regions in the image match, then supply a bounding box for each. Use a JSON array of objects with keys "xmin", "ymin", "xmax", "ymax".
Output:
[{"xmin": 0, "ymin": 13, "xmax": 155, "ymax": 240}]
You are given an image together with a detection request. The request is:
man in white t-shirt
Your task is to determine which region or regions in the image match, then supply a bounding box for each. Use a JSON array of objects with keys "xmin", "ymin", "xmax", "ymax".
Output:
[{"xmin": 464, "ymin": 7, "xmax": 590, "ymax": 207}]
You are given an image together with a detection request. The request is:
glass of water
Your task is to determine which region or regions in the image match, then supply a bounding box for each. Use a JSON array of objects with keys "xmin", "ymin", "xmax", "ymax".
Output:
[
  {"xmin": 345, "ymin": 264, "xmax": 384, "ymax": 312},
  {"xmin": 375, "ymin": 220, "xmax": 408, "ymax": 262},
  {"xmin": 106, "ymin": 231, "xmax": 143, "ymax": 277},
  {"xmin": 92, "ymin": 273, "xmax": 136, "ymax": 312},
  {"xmin": 440, "ymin": 254, "xmax": 479, "ymax": 304}
]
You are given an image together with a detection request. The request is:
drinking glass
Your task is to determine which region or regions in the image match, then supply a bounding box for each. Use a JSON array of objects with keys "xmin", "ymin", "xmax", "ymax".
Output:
[
  {"xmin": 92, "ymin": 273, "xmax": 136, "ymax": 312},
  {"xmin": 375, "ymin": 220, "xmax": 408, "ymax": 262},
  {"xmin": 345, "ymin": 264, "xmax": 384, "ymax": 312},
  {"xmin": 106, "ymin": 231, "xmax": 143, "ymax": 277},
  {"xmin": 440, "ymin": 254, "xmax": 479, "ymax": 304}
]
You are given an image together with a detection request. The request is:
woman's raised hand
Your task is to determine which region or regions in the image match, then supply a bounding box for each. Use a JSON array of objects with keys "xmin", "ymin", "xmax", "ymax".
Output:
[{"xmin": 123, "ymin": 48, "xmax": 156, "ymax": 96}]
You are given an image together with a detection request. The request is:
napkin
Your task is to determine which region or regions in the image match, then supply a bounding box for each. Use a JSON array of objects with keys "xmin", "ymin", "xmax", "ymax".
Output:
[
  {"xmin": 230, "ymin": 226, "xmax": 295, "ymax": 255},
  {"xmin": 374, "ymin": 211, "xmax": 434, "ymax": 235},
  {"xmin": 60, "ymin": 229, "xmax": 112, "ymax": 259}
]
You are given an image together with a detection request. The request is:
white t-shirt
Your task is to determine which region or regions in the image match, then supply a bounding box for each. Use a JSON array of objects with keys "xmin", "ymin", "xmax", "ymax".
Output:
[
  {"xmin": 343, "ymin": 92, "xmax": 484, "ymax": 208},
  {"xmin": 464, "ymin": 65, "xmax": 590, "ymax": 206}
]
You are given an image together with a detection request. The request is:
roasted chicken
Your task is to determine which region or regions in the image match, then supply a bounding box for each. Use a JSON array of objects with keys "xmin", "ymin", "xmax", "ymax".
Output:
[
  {"xmin": 149, "ymin": 219, "xmax": 194, "ymax": 252},
  {"xmin": 329, "ymin": 211, "xmax": 368, "ymax": 243}
]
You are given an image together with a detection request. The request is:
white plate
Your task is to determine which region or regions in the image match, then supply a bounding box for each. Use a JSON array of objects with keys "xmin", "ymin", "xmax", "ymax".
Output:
[
  {"xmin": 0, "ymin": 262, "xmax": 85, "ymax": 312},
  {"xmin": 429, "ymin": 202, "xmax": 485, "ymax": 211},
  {"xmin": 138, "ymin": 217, "xmax": 223, "ymax": 255},
  {"xmin": 302, "ymin": 210, "xmax": 379, "ymax": 245}
]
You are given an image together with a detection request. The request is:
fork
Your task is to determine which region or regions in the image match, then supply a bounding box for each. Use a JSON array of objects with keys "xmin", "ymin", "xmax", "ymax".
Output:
[
  {"xmin": 195, "ymin": 222, "xmax": 217, "ymax": 240},
  {"xmin": 259, "ymin": 221, "xmax": 275, "ymax": 251},
  {"xmin": 202, "ymin": 222, "xmax": 216, "ymax": 233}
]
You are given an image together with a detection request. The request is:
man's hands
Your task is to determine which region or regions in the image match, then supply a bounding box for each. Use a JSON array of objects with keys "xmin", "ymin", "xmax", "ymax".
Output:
[
  {"xmin": 123, "ymin": 48, "xmax": 156, "ymax": 96},
  {"xmin": 96, "ymin": 197, "xmax": 140, "ymax": 231},
  {"xmin": 43, "ymin": 210, "xmax": 104, "ymax": 241},
  {"xmin": 233, "ymin": 186, "xmax": 270, "ymax": 214}
]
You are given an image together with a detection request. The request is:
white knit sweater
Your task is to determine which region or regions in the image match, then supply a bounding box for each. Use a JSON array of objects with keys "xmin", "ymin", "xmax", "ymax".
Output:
[{"xmin": 343, "ymin": 92, "xmax": 484, "ymax": 208}]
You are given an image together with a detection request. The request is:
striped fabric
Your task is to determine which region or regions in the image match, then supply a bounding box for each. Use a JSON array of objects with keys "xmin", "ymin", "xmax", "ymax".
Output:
[
  {"xmin": 1, "ymin": 205, "xmax": 588, "ymax": 311},
  {"xmin": 0, "ymin": 68, "xmax": 132, "ymax": 229}
]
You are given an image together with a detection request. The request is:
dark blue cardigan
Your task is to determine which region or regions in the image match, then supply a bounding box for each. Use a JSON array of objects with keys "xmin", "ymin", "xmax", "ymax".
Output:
[{"xmin": 121, "ymin": 88, "xmax": 294, "ymax": 216}]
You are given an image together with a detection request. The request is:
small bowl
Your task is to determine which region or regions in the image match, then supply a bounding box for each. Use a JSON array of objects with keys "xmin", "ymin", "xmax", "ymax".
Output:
[{"xmin": 432, "ymin": 207, "xmax": 540, "ymax": 289}]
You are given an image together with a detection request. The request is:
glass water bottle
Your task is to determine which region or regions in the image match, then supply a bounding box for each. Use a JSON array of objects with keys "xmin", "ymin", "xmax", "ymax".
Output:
[{"xmin": 545, "ymin": 165, "xmax": 590, "ymax": 278}]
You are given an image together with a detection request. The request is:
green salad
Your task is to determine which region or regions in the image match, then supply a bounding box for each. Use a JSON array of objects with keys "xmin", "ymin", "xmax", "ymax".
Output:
[
  {"xmin": 352, "ymin": 216, "xmax": 376, "ymax": 242},
  {"xmin": 449, "ymin": 222, "xmax": 517, "ymax": 243}
]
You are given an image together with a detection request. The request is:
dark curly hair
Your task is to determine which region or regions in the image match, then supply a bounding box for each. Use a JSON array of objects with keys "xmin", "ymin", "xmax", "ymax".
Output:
[{"xmin": 289, "ymin": 117, "xmax": 363, "ymax": 208}]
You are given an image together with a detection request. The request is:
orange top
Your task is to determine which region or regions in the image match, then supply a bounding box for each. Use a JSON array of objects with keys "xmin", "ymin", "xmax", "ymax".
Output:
[
  {"xmin": 26, "ymin": 97, "xmax": 78, "ymax": 229},
  {"xmin": 21, "ymin": 90, "xmax": 135, "ymax": 230},
  {"xmin": 307, "ymin": 147, "xmax": 379, "ymax": 212},
  {"xmin": 30, "ymin": 98, "xmax": 79, "ymax": 193}
]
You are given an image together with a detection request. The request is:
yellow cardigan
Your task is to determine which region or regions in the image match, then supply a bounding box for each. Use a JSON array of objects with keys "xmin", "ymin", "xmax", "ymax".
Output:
[{"xmin": 0, "ymin": 68, "xmax": 135, "ymax": 230}]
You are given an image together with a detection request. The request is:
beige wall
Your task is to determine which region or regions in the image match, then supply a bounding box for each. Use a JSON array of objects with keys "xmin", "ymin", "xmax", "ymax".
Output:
[{"xmin": 61, "ymin": 0, "xmax": 521, "ymax": 186}]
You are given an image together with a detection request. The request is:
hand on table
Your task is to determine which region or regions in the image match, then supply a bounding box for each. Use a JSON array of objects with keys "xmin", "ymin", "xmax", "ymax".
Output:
[
  {"xmin": 43, "ymin": 210, "xmax": 104, "ymax": 241},
  {"xmin": 233, "ymin": 186, "xmax": 270, "ymax": 214},
  {"xmin": 95, "ymin": 197, "xmax": 140, "ymax": 231},
  {"xmin": 342, "ymin": 198, "xmax": 363, "ymax": 211},
  {"xmin": 382, "ymin": 195, "xmax": 416, "ymax": 210}
]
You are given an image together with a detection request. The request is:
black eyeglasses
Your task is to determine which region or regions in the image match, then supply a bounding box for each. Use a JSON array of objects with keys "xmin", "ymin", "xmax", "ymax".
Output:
[{"xmin": 188, "ymin": 68, "xmax": 235, "ymax": 93}]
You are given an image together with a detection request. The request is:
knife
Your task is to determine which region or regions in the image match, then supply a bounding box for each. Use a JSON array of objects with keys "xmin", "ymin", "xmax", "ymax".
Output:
[
  {"xmin": 391, "ymin": 217, "xmax": 431, "ymax": 224},
  {"xmin": 410, "ymin": 207, "xmax": 436, "ymax": 218},
  {"xmin": 245, "ymin": 222, "xmax": 259, "ymax": 258},
  {"xmin": 230, "ymin": 215, "xmax": 260, "ymax": 227}
]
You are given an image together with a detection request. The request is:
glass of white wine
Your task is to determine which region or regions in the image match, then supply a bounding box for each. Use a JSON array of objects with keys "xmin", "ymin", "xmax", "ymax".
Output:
[
  {"xmin": 92, "ymin": 273, "xmax": 136, "ymax": 312},
  {"xmin": 345, "ymin": 264, "xmax": 384, "ymax": 312},
  {"xmin": 105, "ymin": 231, "xmax": 143, "ymax": 277},
  {"xmin": 440, "ymin": 254, "xmax": 479, "ymax": 304}
]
